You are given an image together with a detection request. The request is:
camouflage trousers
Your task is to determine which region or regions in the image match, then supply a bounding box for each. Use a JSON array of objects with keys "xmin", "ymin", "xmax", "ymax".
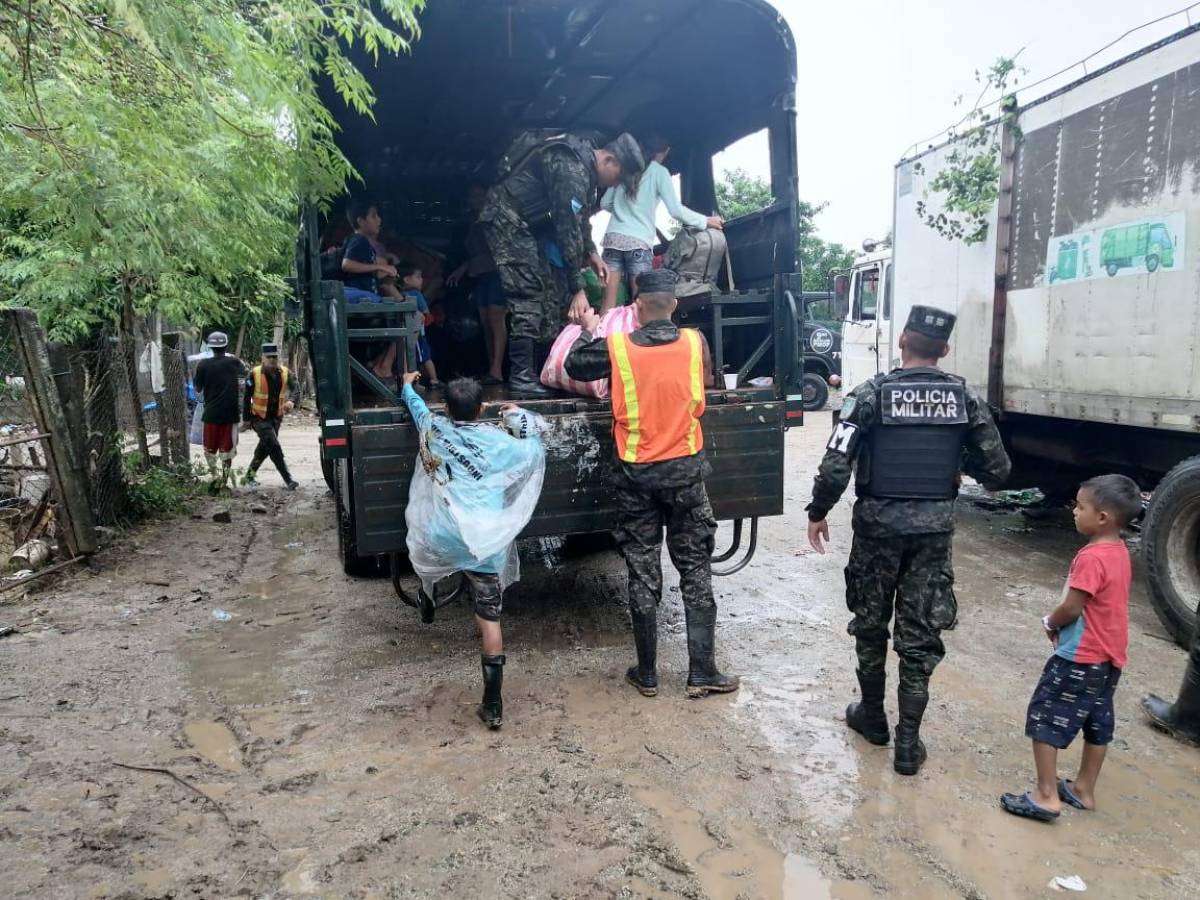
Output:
[
  {"xmin": 614, "ymin": 481, "xmax": 717, "ymax": 617},
  {"xmin": 844, "ymin": 531, "xmax": 958, "ymax": 694},
  {"xmin": 479, "ymin": 198, "xmax": 567, "ymax": 343}
]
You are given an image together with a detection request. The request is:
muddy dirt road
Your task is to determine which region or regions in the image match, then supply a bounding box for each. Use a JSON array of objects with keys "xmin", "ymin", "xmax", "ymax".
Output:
[{"xmin": 2, "ymin": 413, "xmax": 1198, "ymax": 899}]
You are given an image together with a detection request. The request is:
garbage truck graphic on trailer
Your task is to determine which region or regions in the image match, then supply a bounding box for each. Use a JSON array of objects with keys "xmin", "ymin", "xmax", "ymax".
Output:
[{"xmin": 866, "ymin": 24, "xmax": 1200, "ymax": 648}]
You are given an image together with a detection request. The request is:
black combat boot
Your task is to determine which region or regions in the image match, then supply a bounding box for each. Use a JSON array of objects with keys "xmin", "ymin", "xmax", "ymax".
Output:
[
  {"xmin": 507, "ymin": 338, "xmax": 551, "ymax": 397},
  {"xmin": 476, "ymin": 654, "xmax": 505, "ymax": 730},
  {"xmin": 1142, "ymin": 658, "xmax": 1200, "ymax": 745},
  {"xmin": 893, "ymin": 691, "xmax": 929, "ymax": 775},
  {"xmin": 685, "ymin": 606, "xmax": 740, "ymax": 697},
  {"xmin": 846, "ymin": 669, "xmax": 890, "ymax": 746},
  {"xmin": 625, "ymin": 608, "xmax": 658, "ymax": 697},
  {"xmin": 279, "ymin": 466, "xmax": 299, "ymax": 491}
]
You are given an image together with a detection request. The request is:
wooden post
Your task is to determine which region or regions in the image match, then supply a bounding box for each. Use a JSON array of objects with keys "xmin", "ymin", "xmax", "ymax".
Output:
[
  {"xmin": 160, "ymin": 332, "xmax": 189, "ymax": 467},
  {"xmin": 6, "ymin": 309, "xmax": 97, "ymax": 556}
]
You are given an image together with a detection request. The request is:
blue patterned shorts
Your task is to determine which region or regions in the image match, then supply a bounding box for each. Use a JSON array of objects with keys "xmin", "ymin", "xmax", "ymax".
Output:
[{"xmin": 1025, "ymin": 655, "xmax": 1121, "ymax": 748}]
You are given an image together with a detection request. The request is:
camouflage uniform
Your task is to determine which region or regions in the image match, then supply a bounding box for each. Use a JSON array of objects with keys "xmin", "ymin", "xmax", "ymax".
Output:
[
  {"xmin": 564, "ymin": 318, "xmax": 735, "ymax": 696},
  {"xmin": 808, "ymin": 368, "xmax": 1011, "ymax": 693},
  {"xmin": 480, "ymin": 143, "xmax": 598, "ymax": 343}
]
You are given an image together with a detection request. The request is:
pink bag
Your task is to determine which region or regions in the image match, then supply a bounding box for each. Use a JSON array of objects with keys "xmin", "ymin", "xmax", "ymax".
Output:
[{"xmin": 540, "ymin": 305, "xmax": 640, "ymax": 398}]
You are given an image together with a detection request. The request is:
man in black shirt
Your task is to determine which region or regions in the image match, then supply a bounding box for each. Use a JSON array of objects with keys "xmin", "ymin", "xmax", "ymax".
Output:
[
  {"xmin": 242, "ymin": 343, "xmax": 299, "ymax": 490},
  {"xmin": 192, "ymin": 331, "xmax": 244, "ymax": 490}
]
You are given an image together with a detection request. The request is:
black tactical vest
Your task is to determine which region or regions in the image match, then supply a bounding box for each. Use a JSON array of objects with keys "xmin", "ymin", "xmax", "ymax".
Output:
[
  {"xmin": 498, "ymin": 132, "xmax": 597, "ymax": 224},
  {"xmin": 856, "ymin": 368, "xmax": 969, "ymax": 500}
]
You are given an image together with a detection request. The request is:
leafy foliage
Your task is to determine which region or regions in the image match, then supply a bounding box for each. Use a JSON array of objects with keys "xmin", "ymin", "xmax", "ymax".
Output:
[
  {"xmin": 0, "ymin": 0, "xmax": 424, "ymax": 339},
  {"xmin": 715, "ymin": 170, "xmax": 855, "ymax": 291},
  {"xmin": 715, "ymin": 168, "xmax": 777, "ymax": 220},
  {"xmin": 796, "ymin": 199, "xmax": 856, "ymax": 292},
  {"xmin": 915, "ymin": 56, "xmax": 1022, "ymax": 245},
  {"xmin": 122, "ymin": 459, "xmax": 205, "ymax": 518}
]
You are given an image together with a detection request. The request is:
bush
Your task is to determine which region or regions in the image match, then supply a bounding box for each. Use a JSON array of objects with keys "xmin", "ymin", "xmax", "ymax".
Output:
[{"xmin": 123, "ymin": 462, "xmax": 204, "ymax": 519}]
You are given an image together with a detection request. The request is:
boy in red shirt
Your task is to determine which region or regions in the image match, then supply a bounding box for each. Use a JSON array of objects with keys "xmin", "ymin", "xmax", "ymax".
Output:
[{"xmin": 1001, "ymin": 474, "xmax": 1142, "ymax": 823}]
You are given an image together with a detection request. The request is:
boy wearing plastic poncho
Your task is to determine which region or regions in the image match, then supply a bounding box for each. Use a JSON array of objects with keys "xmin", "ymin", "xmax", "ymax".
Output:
[{"xmin": 400, "ymin": 372, "xmax": 546, "ymax": 730}]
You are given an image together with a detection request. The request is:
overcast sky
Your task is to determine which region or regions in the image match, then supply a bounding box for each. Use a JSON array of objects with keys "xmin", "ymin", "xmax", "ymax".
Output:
[{"xmin": 713, "ymin": 0, "xmax": 1199, "ymax": 249}]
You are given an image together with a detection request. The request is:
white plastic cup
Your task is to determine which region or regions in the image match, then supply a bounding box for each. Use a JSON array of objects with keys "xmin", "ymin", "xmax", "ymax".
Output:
[{"xmin": 723, "ymin": 373, "xmax": 738, "ymax": 390}]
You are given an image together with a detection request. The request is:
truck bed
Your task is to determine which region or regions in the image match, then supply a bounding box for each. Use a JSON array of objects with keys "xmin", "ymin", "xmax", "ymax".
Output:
[{"xmin": 347, "ymin": 387, "xmax": 784, "ymax": 556}]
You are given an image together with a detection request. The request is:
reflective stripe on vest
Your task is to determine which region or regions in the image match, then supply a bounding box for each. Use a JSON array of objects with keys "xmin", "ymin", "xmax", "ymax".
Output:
[
  {"xmin": 250, "ymin": 365, "xmax": 289, "ymax": 418},
  {"xmin": 608, "ymin": 330, "xmax": 705, "ymax": 464}
]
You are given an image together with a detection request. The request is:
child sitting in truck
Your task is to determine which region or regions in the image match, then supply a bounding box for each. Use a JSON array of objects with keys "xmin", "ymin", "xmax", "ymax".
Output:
[
  {"xmin": 398, "ymin": 261, "xmax": 440, "ymax": 388},
  {"xmin": 1000, "ymin": 474, "xmax": 1142, "ymax": 823}
]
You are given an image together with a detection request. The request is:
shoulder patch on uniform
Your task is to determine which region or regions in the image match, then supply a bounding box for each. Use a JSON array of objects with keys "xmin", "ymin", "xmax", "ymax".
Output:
[
  {"xmin": 827, "ymin": 421, "xmax": 859, "ymax": 454},
  {"xmin": 839, "ymin": 396, "xmax": 857, "ymax": 419},
  {"xmin": 570, "ymin": 197, "xmax": 584, "ymax": 214}
]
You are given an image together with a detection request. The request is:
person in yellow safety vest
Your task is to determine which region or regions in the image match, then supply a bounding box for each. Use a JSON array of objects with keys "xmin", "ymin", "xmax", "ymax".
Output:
[
  {"xmin": 241, "ymin": 343, "xmax": 299, "ymax": 490},
  {"xmin": 563, "ymin": 268, "xmax": 738, "ymax": 699}
]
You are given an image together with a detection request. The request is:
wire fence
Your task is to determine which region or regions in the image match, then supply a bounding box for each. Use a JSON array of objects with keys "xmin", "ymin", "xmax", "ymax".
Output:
[{"xmin": 0, "ymin": 326, "xmax": 52, "ymax": 561}]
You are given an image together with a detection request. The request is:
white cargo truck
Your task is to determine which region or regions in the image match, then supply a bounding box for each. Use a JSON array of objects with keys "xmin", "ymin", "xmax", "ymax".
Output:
[{"xmin": 842, "ymin": 25, "xmax": 1200, "ymax": 647}]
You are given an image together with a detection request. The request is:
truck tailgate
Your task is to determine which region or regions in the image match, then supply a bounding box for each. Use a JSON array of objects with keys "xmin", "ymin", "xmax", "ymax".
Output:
[{"xmin": 350, "ymin": 396, "xmax": 784, "ymax": 556}]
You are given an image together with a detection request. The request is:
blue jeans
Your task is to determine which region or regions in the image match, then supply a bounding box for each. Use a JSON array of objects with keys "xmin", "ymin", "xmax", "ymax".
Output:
[{"xmin": 602, "ymin": 246, "xmax": 654, "ymax": 281}]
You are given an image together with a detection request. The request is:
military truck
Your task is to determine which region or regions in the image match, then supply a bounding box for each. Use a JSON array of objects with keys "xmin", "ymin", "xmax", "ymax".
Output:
[
  {"xmin": 797, "ymin": 292, "xmax": 842, "ymax": 411},
  {"xmin": 296, "ymin": 0, "xmax": 806, "ymax": 616},
  {"xmin": 843, "ymin": 24, "xmax": 1200, "ymax": 647}
]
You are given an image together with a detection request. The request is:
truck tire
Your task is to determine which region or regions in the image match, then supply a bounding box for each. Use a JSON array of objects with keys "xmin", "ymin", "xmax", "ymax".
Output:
[
  {"xmin": 1144, "ymin": 456, "xmax": 1200, "ymax": 648},
  {"xmin": 1106, "ymin": 262, "xmax": 1119, "ymax": 277},
  {"xmin": 334, "ymin": 459, "xmax": 382, "ymax": 577},
  {"xmin": 802, "ymin": 372, "xmax": 830, "ymax": 411},
  {"xmin": 321, "ymin": 457, "xmax": 336, "ymax": 493},
  {"xmin": 1145, "ymin": 254, "xmax": 1160, "ymax": 273}
]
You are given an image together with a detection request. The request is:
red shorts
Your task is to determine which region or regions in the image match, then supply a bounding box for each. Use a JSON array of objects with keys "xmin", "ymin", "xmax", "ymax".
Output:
[{"xmin": 203, "ymin": 422, "xmax": 236, "ymax": 455}]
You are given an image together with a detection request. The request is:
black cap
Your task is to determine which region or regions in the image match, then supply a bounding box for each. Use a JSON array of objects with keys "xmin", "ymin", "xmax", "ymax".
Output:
[
  {"xmin": 261, "ymin": 343, "xmax": 279, "ymax": 356},
  {"xmin": 607, "ymin": 132, "xmax": 646, "ymax": 191},
  {"xmin": 904, "ymin": 305, "xmax": 956, "ymax": 341},
  {"xmin": 635, "ymin": 269, "xmax": 677, "ymax": 295}
]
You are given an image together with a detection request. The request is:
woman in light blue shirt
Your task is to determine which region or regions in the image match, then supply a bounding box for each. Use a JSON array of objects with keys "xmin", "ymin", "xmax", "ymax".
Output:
[{"xmin": 599, "ymin": 135, "xmax": 723, "ymax": 313}]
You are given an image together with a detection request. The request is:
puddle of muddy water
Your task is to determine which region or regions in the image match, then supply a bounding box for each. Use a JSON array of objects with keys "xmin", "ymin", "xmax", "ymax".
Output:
[
  {"xmin": 733, "ymin": 673, "xmax": 859, "ymax": 826},
  {"xmin": 183, "ymin": 720, "xmax": 242, "ymax": 771},
  {"xmin": 632, "ymin": 780, "xmax": 831, "ymax": 900}
]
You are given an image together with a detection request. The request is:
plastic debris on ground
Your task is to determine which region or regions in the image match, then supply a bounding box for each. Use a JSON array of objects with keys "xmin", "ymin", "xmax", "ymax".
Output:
[
  {"xmin": 1049, "ymin": 875, "xmax": 1087, "ymax": 892},
  {"xmin": 285, "ymin": 541, "xmax": 304, "ymax": 549},
  {"xmin": 211, "ymin": 609, "xmax": 233, "ymax": 622}
]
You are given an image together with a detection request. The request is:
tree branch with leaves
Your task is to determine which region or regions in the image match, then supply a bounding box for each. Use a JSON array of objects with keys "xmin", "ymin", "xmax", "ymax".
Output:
[{"xmin": 914, "ymin": 55, "xmax": 1023, "ymax": 245}]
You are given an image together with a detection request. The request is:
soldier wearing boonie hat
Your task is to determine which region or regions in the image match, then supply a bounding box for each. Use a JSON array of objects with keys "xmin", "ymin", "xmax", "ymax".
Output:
[{"xmin": 803, "ymin": 304, "xmax": 1012, "ymax": 776}]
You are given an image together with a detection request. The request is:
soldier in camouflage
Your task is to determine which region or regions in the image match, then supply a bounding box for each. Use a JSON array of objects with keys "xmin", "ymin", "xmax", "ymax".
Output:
[
  {"xmin": 480, "ymin": 131, "xmax": 644, "ymax": 395},
  {"xmin": 805, "ymin": 305, "xmax": 1011, "ymax": 775},
  {"xmin": 564, "ymin": 270, "xmax": 737, "ymax": 698}
]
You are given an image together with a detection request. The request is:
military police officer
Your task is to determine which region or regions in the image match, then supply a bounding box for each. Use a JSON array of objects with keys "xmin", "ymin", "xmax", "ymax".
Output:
[
  {"xmin": 480, "ymin": 131, "xmax": 644, "ymax": 395},
  {"xmin": 805, "ymin": 305, "xmax": 1011, "ymax": 775},
  {"xmin": 564, "ymin": 270, "xmax": 736, "ymax": 698}
]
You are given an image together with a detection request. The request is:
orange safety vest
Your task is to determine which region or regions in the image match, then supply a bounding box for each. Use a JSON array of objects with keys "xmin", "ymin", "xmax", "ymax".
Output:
[
  {"xmin": 250, "ymin": 365, "xmax": 290, "ymax": 418},
  {"xmin": 607, "ymin": 329, "xmax": 705, "ymax": 464}
]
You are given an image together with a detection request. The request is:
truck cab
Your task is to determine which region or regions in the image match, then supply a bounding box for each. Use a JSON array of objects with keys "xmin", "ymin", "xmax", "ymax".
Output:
[
  {"xmin": 837, "ymin": 243, "xmax": 893, "ymax": 392},
  {"xmin": 296, "ymin": 0, "xmax": 803, "ymax": 604}
]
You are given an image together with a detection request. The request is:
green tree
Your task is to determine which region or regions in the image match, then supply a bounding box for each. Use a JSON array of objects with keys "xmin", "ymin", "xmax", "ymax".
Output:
[
  {"xmin": 715, "ymin": 168, "xmax": 776, "ymax": 219},
  {"xmin": 715, "ymin": 170, "xmax": 855, "ymax": 291},
  {"xmin": 915, "ymin": 55, "xmax": 1023, "ymax": 245},
  {"xmin": 0, "ymin": 0, "xmax": 424, "ymax": 339}
]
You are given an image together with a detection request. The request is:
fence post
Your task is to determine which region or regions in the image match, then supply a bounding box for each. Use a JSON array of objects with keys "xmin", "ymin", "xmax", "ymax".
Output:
[
  {"xmin": 7, "ymin": 309, "xmax": 97, "ymax": 556},
  {"xmin": 161, "ymin": 332, "xmax": 189, "ymax": 467}
]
